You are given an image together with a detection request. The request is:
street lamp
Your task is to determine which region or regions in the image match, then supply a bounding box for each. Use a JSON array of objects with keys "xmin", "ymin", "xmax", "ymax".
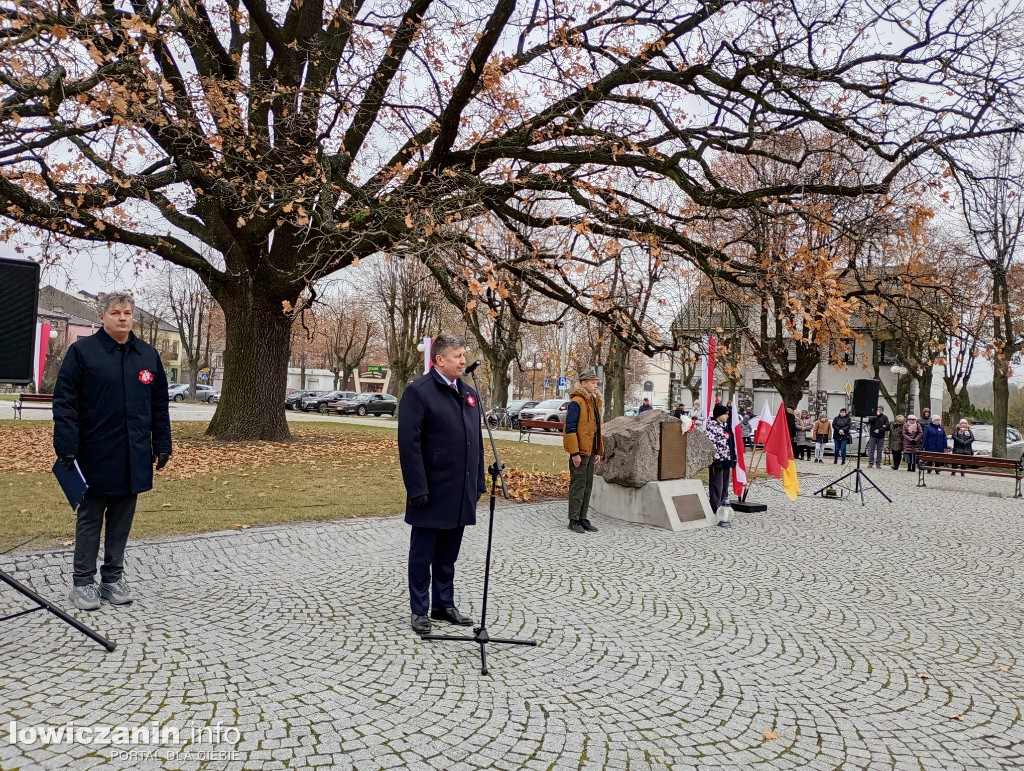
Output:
[{"xmin": 529, "ymin": 356, "xmax": 543, "ymax": 400}]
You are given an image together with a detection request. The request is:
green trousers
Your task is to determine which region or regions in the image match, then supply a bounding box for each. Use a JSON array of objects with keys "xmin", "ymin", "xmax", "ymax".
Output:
[{"xmin": 568, "ymin": 453, "xmax": 596, "ymax": 521}]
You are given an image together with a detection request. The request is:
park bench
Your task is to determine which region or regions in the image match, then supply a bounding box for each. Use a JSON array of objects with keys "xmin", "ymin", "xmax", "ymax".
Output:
[
  {"xmin": 916, "ymin": 450, "xmax": 1022, "ymax": 499},
  {"xmin": 12, "ymin": 393, "xmax": 53, "ymax": 419},
  {"xmin": 518, "ymin": 418, "xmax": 563, "ymax": 442}
]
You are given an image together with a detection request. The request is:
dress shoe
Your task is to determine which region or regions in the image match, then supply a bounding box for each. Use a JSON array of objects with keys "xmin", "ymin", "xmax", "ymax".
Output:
[
  {"xmin": 579, "ymin": 519, "xmax": 599, "ymax": 532},
  {"xmin": 430, "ymin": 606, "xmax": 473, "ymax": 626},
  {"xmin": 568, "ymin": 521, "xmax": 585, "ymax": 534},
  {"xmin": 411, "ymin": 614, "xmax": 431, "ymax": 635}
]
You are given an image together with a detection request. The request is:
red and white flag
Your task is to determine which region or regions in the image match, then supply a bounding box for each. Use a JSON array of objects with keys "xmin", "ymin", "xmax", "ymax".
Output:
[
  {"xmin": 753, "ymin": 399, "xmax": 774, "ymax": 446},
  {"xmin": 731, "ymin": 392, "xmax": 747, "ymax": 497},
  {"xmin": 698, "ymin": 336, "xmax": 716, "ymax": 428}
]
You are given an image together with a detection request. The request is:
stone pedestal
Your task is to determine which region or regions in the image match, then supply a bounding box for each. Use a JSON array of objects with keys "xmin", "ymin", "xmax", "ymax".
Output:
[{"xmin": 589, "ymin": 476, "xmax": 715, "ymax": 532}]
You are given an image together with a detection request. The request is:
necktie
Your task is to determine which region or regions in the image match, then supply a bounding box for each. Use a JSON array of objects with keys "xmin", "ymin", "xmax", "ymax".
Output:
[{"xmin": 451, "ymin": 381, "xmax": 459, "ymax": 396}]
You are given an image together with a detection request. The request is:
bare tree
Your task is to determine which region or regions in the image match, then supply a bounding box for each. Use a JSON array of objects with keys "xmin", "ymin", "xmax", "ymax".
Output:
[
  {"xmin": 950, "ymin": 135, "xmax": 1024, "ymax": 456},
  {"xmin": 159, "ymin": 266, "xmax": 221, "ymax": 397},
  {"xmin": 366, "ymin": 256, "xmax": 440, "ymax": 401},
  {"xmin": 319, "ymin": 290, "xmax": 374, "ymax": 390}
]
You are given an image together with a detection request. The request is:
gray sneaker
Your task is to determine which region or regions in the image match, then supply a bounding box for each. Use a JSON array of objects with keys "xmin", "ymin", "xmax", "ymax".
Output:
[
  {"xmin": 70, "ymin": 584, "xmax": 101, "ymax": 611},
  {"xmin": 99, "ymin": 578, "xmax": 133, "ymax": 605}
]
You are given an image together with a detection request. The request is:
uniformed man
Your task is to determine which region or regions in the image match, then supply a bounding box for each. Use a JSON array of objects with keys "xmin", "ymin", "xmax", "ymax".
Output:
[
  {"xmin": 398, "ymin": 333, "xmax": 486, "ymax": 635},
  {"xmin": 53, "ymin": 292, "xmax": 172, "ymax": 610}
]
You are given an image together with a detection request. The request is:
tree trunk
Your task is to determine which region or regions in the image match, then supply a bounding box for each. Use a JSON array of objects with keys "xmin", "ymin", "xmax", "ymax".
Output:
[
  {"xmin": 944, "ymin": 379, "xmax": 972, "ymax": 424},
  {"xmin": 775, "ymin": 378, "xmax": 804, "ymax": 412},
  {"xmin": 993, "ymin": 370, "xmax": 1010, "ymax": 458},
  {"xmin": 207, "ymin": 289, "xmax": 293, "ymax": 441},
  {"xmin": 916, "ymin": 369, "xmax": 933, "ymax": 414},
  {"xmin": 603, "ymin": 338, "xmax": 629, "ymax": 419},
  {"xmin": 490, "ymin": 359, "xmax": 513, "ymax": 409}
]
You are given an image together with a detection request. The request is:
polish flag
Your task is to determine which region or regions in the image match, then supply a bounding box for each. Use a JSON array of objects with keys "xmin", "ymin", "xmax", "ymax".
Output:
[
  {"xmin": 698, "ymin": 336, "xmax": 716, "ymax": 429},
  {"xmin": 753, "ymin": 399, "xmax": 774, "ymax": 445},
  {"xmin": 731, "ymin": 392, "xmax": 747, "ymax": 497}
]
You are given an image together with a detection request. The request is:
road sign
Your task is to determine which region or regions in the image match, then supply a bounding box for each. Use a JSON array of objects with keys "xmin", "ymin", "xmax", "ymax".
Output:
[
  {"xmin": 845, "ymin": 381, "xmax": 852, "ymax": 395},
  {"xmin": 558, "ymin": 376, "xmax": 567, "ymax": 389},
  {"xmin": 198, "ymin": 368, "xmax": 210, "ymax": 383},
  {"xmin": 544, "ymin": 378, "xmax": 551, "ymax": 389}
]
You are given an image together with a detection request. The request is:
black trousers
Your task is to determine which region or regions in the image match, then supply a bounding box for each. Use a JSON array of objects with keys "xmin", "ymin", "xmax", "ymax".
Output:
[
  {"xmin": 73, "ymin": 493, "xmax": 137, "ymax": 587},
  {"xmin": 708, "ymin": 466, "xmax": 731, "ymax": 512},
  {"xmin": 408, "ymin": 525, "xmax": 465, "ymax": 616},
  {"xmin": 890, "ymin": 450, "xmax": 902, "ymax": 470}
]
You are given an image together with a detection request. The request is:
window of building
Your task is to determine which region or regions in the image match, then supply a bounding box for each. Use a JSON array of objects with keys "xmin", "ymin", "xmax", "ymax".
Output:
[
  {"xmin": 877, "ymin": 340, "xmax": 897, "ymax": 365},
  {"xmin": 833, "ymin": 339, "xmax": 856, "ymax": 365}
]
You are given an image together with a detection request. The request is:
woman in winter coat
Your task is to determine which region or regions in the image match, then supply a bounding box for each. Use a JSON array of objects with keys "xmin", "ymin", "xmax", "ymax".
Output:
[
  {"xmin": 922, "ymin": 415, "xmax": 948, "ymax": 474},
  {"xmin": 888, "ymin": 414, "xmax": 906, "ymax": 470},
  {"xmin": 812, "ymin": 414, "xmax": 831, "ymax": 463},
  {"xmin": 902, "ymin": 415, "xmax": 923, "ymax": 472},
  {"xmin": 950, "ymin": 419, "xmax": 975, "ymax": 476}
]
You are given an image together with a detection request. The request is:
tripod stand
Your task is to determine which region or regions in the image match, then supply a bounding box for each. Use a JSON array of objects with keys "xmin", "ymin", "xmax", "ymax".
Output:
[
  {"xmin": 422, "ymin": 368, "xmax": 537, "ymax": 675},
  {"xmin": 0, "ymin": 569, "xmax": 116, "ymax": 651},
  {"xmin": 814, "ymin": 416, "xmax": 891, "ymax": 507}
]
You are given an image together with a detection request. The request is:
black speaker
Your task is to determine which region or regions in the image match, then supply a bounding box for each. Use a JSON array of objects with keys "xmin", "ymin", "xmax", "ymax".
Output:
[
  {"xmin": 0, "ymin": 257, "xmax": 41, "ymax": 385},
  {"xmin": 851, "ymin": 379, "xmax": 880, "ymax": 417}
]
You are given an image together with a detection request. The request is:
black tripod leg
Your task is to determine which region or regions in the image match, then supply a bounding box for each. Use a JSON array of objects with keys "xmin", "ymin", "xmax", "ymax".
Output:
[
  {"xmin": 0, "ymin": 570, "xmax": 116, "ymax": 652},
  {"xmin": 856, "ymin": 470, "xmax": 893, "ymax": 504},
  {"xmin": 488, "ymin": 638, "xmax": 538, "ymax": 646},
  {"xmin": 479, "ymin": 642, "xmax": 488, "ymax": 675}
]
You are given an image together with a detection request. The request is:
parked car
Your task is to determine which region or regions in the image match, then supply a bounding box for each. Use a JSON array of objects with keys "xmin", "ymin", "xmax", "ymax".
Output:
[
  {"xmin": 946, "ymin": 424, "xmax": 1024, "ymax": 461},
  {"xmin": 168, "ymin": 383, "xmax": 219, "ymax": 403},
  {"xmin": 330, "ymin": 392, "xmax": 398, "ymax": 416},
  {"xmin": 822, "ymin": 423, "xmax": 869, "ymax": 456},
  {"xmin": 518, "ymin": 399, "xmax": 570, "ymax": 428},
  {"xmin": 486, "ymin": 400, "xmax": 539, "ymax": 428},
  {"xmin": 301, "ymin": 390, "xmax": 358, "ymax": 413},
  {"xmin": 285, "ymin": 390, "xmax": 323, "ymax": 410}
]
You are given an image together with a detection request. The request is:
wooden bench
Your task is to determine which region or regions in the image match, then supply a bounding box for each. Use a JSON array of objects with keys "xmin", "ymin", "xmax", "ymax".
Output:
[
  {"xmin": 518, "ymin": 418, "xmax": 563, "ymax": 442},
  {"xmin": 12, "ymin": 393, "xmax": 53, "ymax": 419},
  {"xmin": 916, "ymin": 450, "xmax": 1022, "ymax": 498}
]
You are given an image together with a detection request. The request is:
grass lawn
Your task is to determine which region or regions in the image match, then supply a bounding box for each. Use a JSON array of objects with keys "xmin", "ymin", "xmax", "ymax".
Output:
[
  {"xmin": 0, "ymin": 420, "xmax": 568, "ymax": 554},
  {"xmin": 0, "ymin": 394, "xmax": 19, "ymax": 401}
]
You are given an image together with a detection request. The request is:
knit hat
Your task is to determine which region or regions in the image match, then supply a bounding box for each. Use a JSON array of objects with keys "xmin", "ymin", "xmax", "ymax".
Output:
[
  {"xmin": 712, "ymin": 404, "xmax": 729, "ymax": 419},
  {"xmin": 958, "ymin": 418, "xmax": 969, "ymax": 425}
]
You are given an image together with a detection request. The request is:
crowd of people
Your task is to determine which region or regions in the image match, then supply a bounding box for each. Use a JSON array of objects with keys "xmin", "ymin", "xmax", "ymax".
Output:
[{"xmin": 782, "ymin": 404, "xmax": 976, "ymax": 474}]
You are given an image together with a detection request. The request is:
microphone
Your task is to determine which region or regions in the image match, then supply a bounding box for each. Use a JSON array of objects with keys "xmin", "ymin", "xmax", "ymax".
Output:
[{"xmin": 464, "ymin": 359, "xmax": 483, "ymax": 375}]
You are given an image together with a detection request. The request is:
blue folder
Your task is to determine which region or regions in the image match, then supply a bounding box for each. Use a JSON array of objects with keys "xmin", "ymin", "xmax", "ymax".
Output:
[{"xmin": 52, "ymin": 460, "xmax": 88, "ymax": 510}]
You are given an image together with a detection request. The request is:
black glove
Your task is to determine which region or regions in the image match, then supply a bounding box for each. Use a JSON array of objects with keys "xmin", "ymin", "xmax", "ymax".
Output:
[
  {"xmin": 154, "ymin": 452, "xmax": 170, "ymax": 470},
  {"xmin": 411, "ymin": 494, "xmax": 429, "ymax": 510},
  {"xmin": 59, "ymin": 455, "xmax": 76, "ymax": 471}
]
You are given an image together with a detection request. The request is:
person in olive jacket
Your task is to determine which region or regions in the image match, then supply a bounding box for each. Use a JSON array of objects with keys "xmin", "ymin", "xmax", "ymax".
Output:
[
  {"xmin": 53, "ymin": 292, "xmax": 172, "ymax": 611},
  {"xmin": 950, "ymin": 418, "xmax": 975, "ymax": 476},
  {"xmin": 889, "ymin": 414, "xmax": 906, "ymax": 469},
  {"xmin": 832, "ymin": 408, "xmax": 852, "ymax": 464},
  {"xmin": 398, "ymin": 333, "xmax": 486, "ymax": 636}
]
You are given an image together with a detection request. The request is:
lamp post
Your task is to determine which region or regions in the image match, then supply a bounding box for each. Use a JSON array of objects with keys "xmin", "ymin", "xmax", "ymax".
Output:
[
  {"xmin": 890, "ymin": 363, "xmax": 911, "ymax": 415},
  {"xmin": 529, "ymin": 356, "xmax": 543, "ymax": 400}
]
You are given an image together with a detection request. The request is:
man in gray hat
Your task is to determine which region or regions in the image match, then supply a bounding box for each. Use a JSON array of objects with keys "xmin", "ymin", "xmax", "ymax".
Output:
[{"xmin": 563, "ymin": 370, "xmax": 604, "ymax": 534}]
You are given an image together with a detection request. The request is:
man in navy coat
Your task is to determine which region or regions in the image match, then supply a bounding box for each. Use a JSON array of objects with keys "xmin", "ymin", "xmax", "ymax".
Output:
[
  {"xmin": 398, "ymin": 333, "xmax": 486, "ymax": 635},
  {"xmin": 53, "ymin": 292, "xmax": 172, "ymax": 610}
]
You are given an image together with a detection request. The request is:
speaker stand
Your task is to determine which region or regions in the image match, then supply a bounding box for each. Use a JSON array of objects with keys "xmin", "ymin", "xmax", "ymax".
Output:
[{"xmin": 813, "ymin": 417, "xmax": 891, "ymax": 507}]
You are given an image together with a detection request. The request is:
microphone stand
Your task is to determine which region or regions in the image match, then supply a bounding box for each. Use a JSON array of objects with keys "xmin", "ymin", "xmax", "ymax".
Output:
[{"xmin": 421, "ymin": 367, "xmax": 537, "ymax": 675}]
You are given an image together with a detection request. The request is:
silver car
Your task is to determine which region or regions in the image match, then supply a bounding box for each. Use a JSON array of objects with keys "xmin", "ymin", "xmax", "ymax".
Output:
[
  {"xmin": 518, "ymin": 399, "xmax": 570, "ymax": 426},
  {"xmin": 946, "ymin": 424, "xmax": 1024, "ymax": 461}
]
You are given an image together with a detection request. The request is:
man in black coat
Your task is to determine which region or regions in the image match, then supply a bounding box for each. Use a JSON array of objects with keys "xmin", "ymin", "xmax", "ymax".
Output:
[
  {"xmin": 866, "ymin": 405, "xmax": 890, "ymax": 469},
  {"xmin": 53, "ymin": 292, "xmax": 172, "ymax": 610},
  {"xmin": 398, "ymin": 333, "xmax": 486, "ymax": 635}
]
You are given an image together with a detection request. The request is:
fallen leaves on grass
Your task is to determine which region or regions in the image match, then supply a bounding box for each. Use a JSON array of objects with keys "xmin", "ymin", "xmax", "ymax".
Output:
[{"xmin": 503, "ymin": 468, "xmax": 569, "ymax": 502}]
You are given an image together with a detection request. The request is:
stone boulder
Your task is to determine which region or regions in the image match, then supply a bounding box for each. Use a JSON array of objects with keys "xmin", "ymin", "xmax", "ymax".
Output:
[{"xmin": 597, "ymin": 410, "xmax": 715, "ymax": 488}]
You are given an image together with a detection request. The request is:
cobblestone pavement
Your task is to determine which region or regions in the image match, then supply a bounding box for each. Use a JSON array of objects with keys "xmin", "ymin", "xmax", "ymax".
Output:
[{"xmin": 1, "ymin": 469, "xmax": 1022, "ymax": 770}]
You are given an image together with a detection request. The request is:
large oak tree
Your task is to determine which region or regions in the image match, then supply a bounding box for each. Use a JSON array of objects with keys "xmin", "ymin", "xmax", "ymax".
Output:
[{"xmin": 1, "ymin": 0, "xmax": 1019, "ymax": 439}]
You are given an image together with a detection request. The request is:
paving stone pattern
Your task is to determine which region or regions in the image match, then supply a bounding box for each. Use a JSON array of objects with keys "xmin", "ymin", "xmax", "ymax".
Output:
[{"xmin": 1, "ymin": 468, "xmax": 1022, "ymax": 770}]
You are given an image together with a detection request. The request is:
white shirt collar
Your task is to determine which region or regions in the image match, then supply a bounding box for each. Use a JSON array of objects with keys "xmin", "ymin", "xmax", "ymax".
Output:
[{"xmin": 435, "ymin": 370, "xmax": 458, "ymax": 389}]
